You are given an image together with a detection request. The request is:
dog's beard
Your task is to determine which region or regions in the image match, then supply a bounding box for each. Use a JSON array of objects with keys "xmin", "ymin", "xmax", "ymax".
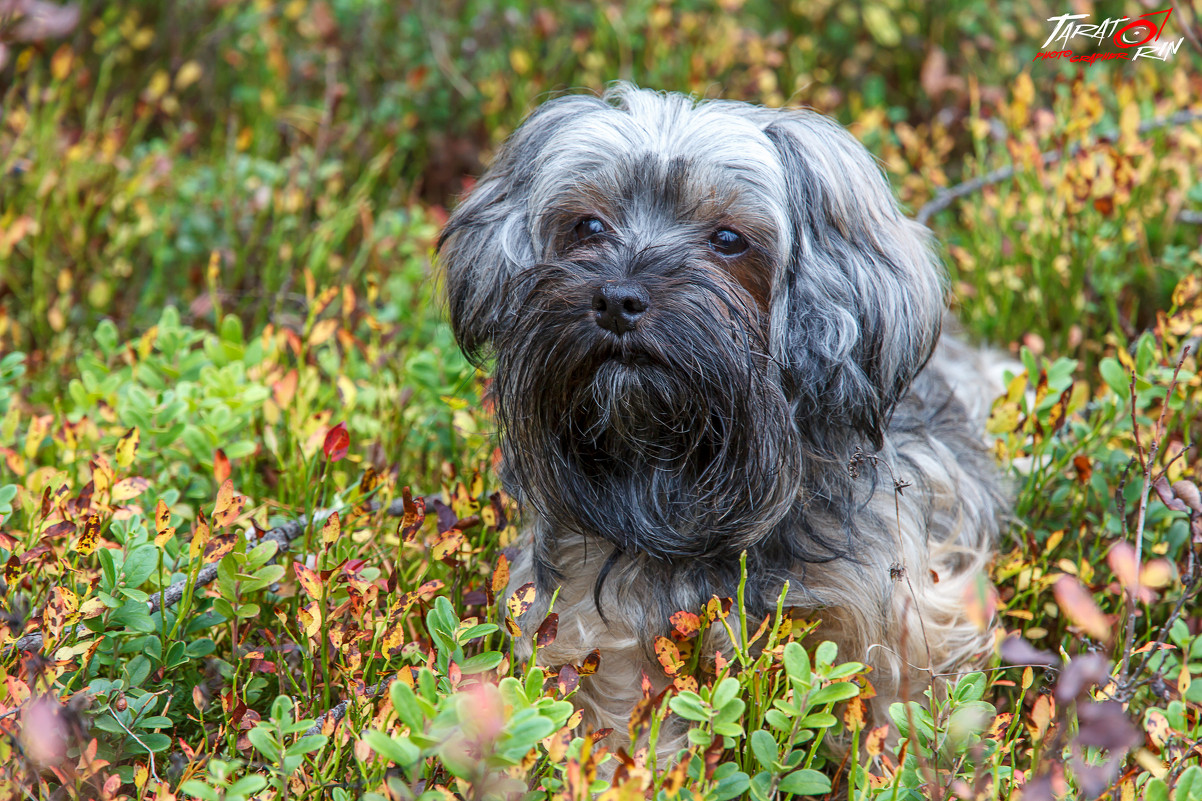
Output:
[{"xmin": 493, "ymin": 257, "xmax": 802, "ymax": 562}]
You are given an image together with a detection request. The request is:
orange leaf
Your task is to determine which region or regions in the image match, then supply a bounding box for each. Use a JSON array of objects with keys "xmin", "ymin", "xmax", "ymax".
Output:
[
  {"xmin": 654, "ymin": 636, "xmax": 683, "ymax": 676},
  {"xmin": 111, "ymin": 477, "xmax": 150, "ymax": 503},
  {"xmin": 293, "ymin": 563, "xmax": 322, "ymax": 599},
  {"xmin": 1053, "ymin": 575, "xmax": 1110, "ymax": 641},
  {"xmin": 309, "ymin": 318, "xmax": 339, "ymax": 347},
  {"xmin": 213, "ymin": 448, "xmax": 230, "ymax": 485},
  {"xmin": 670, "ymin": 610, "xmax": 700, "ymax": 638},
  {"xmin": 212, "ymin": 480, "xmax": 245, "ymax": 529},
  {"xmin": 492, "ymin": 554, "xmax": 510, "ymax": 596},
  {"xmin": 273, "ymin": 369, "xmax": 298, "ymax": 408}
]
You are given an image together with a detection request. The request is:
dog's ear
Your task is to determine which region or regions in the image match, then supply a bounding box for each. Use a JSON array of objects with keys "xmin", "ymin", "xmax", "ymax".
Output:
[
  {"xmin": 762, "ymin": 111, "xmax": 945, "ymax": 447},
  {"xmin": 437, "ymin": 94, "xmax": 607, "ymax": 363}
]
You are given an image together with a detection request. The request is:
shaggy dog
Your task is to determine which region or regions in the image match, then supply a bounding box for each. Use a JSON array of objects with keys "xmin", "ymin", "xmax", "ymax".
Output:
[{"xmin": 438, "ymin": 84, "xmax": 1006, "ymax": 749}]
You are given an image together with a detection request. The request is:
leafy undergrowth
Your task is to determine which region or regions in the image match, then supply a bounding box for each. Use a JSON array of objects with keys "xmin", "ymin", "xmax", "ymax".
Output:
[{"xmin": 3, "ymin": 1, "xmax": 1202, "ymax": 800}]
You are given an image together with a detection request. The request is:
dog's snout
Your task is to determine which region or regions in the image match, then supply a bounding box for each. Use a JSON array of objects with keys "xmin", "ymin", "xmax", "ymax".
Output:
[{"xmin": 592, "ymin": 281, "xmax": 649, "ymax": 336}]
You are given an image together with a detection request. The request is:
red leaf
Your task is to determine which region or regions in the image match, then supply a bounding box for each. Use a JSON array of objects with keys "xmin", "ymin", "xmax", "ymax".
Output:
[
  {"xmin": 557, "ymin": 664, "xmax": 579, "ymax": 695},
  {"xmin": 322, "ymin": 423, "xmax": 349, "ymax": 462},
  {"xmin": 536, "ymin": 613, "xmax": 559, "ymax": 648}
]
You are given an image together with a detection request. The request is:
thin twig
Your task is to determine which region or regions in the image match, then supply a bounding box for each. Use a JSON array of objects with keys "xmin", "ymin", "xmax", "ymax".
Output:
[
  {"xmin": 915, "ymin": 109, "xmax": 1202, "ymax": 225},
  {"xmin": 302, "ymin": 676, "xmax": 395, "ymax": 738}
]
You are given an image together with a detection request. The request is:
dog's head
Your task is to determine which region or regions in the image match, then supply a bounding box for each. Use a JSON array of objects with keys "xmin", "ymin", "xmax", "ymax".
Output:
[{"xmin": 438, "ymin": 84, "xmax": 944, "ymax": 562}]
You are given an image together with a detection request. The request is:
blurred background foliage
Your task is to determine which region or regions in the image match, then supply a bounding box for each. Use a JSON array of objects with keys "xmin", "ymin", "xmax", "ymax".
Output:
[{"xmin": 3, "ymin": 1, "xmax": 1199, "ymax": 388}]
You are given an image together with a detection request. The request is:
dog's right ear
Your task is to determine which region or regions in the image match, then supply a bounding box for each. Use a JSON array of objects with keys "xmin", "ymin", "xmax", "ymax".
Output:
[{"xmin": 437, "ymin": 94, "xmax": 607, "ymax": 364}]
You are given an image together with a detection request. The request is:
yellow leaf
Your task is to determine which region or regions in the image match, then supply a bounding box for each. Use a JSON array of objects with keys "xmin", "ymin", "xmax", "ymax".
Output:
[
  {"xmin": 432, "ymin": 528, "xmax": 465, "ymax": 562},
  {"xmin": 91, "ymin": 455, "xmax": 114, "ymax": 499},
  {"xmin": 76, "ymin": 513, "xmax": 102, "ymax": 556},
  {"xmin": 146, "ymin": 70, "xmax": 170, "ymax": 101},
  {"xmin": 154, "ymin": 499, "xmax": 171, "ymax": 534},
  {"xmin": 50, "ymin": 46, "xmax": 74, "ymax": 80},
  {"xmin": 175, "ymin": 61, "xmax": 202, "ymax": 90},
  {"xmin": 298, "ymin": 601, "xmax": 322, "ymax": 638},
  {"xmin": 506, "ymin": 582, "xmax": 536, "ymax": 628},
  {"xmin": 115, "ymin": 427, "xmax": 139, "ymax": 468},
  {"xmin": 322, "ymin": 512, "xmax": 341, "ymax": 546},
  {"xmin": 189, "ymin": 513, "xmax": 211, "ymax": 559},
  {"xmin": 24, "ymin": 414, "xmax": 50, "ymax": 459}
]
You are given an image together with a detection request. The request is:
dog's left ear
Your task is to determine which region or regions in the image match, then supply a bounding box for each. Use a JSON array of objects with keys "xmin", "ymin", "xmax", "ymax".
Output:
[{"xmin": 762, "ymin": 111, "xmax": 944, "ymax": 447}]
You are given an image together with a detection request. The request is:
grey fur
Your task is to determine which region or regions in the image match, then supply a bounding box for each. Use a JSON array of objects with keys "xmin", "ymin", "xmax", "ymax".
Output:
[{"xmin": 438, "ymin": 84, "xmax": 1005, "ymax": 748}]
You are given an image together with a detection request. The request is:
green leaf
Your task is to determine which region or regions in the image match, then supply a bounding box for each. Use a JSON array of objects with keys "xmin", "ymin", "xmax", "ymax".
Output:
[
  {"xmin": 112, "ymin": 600, "xmax": 155, "ymax": 633},
  {"xmin": 390, "ymin": 682, "xmax": 425, "ymax": 732},
  {"xmin": 179, "ymin": 781, "xmax": 220, "ymax": 801},
  {"xmin": 668, "ymin": 693, "xmax": 711, "ymax": 722},
  {"xmin": 362, "ymin": 730, "xmax": 422, "ymax": 768},
  {"xmin": 1178, "ymin": 766, "xmax": 1202, "ymax": 801},
  {"xmin": 814, "ymin": 641, "xmax": 837, "ymax": 669},
  {"xmin": 808, "ymin": 681, "xmax": 860, "ymax": 706},
  {"xmin": 779, "ymin": 768, "xmax": 832, "ymax": 795},
  {"xmin": 798, "ymin": 712, "xmax": 837, "ymax": 728},
  {"xmin": 458, "ymin": 623, "xmax": 499, "ymax": 643},
  {"xmin": 185, "ymin": 638, "xmax": 216, "ymax": 657},
  {"xmin": 135, "ymin": 715, "xmax": 172, "ymax": 729},
  {"xmin": 749, "ymin": 730, "xmax": 779, "ymax": 770},
  {"xmin": 783, "ymin": 641, "xmax": 811, "ymax": 684},
  {"xmin": 1099, "ymin": 357, "xmax": 1129, "ymax": 396},
  {"xmin": 286, "ymin": 734, "xmax": 328, "ymax": 756},
  {"xmin": 712, "ymin": 770, "xmax": 751, "ymax": 801},
  {"xmin": 127, "ymin": 732, "xmax": 171, "ymax": 753},
  {"xmin": 227, "ymin": 776, "xmax": 268, "ymax": 797},
  {"xmin": 121, "ymin": 544, "xmax": 157, "ymax": 585},
  {"xmin": 247, "ymin": 726, "xmax": 280, "ymax": 762},
  {"xmin": 710, "ymin": 677, "xmax": 741, "ymax": 711},
  {"xmin": 459, "ymin": 651, "xmax": 504, "ymax": 674}
]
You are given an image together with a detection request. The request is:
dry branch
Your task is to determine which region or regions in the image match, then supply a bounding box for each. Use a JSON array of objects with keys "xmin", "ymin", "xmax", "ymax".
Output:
[{"xmin": 915, "ymin": 108, "xmax": 1202, "ymax": 225}]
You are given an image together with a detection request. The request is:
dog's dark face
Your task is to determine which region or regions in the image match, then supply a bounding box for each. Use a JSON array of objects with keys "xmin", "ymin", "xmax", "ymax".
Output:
[{"xmin": 439, "ymin": 86, "xmax": 945, "ymax": 563}]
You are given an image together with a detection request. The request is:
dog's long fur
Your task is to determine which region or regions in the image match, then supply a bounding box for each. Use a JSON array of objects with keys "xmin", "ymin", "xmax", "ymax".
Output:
[{"xmin": 438, "ymin": 84, "xmax": 1006, "ymax": 748}]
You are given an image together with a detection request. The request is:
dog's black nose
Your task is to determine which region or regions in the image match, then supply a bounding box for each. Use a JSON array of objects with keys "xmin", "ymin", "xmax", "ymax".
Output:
[{"xmin": 592, "ymin": 281, "xmax": 649, "ymax": 336}]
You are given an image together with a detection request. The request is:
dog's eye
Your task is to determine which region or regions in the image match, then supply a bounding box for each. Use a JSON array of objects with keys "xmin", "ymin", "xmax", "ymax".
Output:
[
  {"xmin": 709, "ymin": 228, "xmax": 748, "ymax": 256},
  {"xmin": 573, "ymin": 217, "xmax": 608, "ymax": 242}
]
